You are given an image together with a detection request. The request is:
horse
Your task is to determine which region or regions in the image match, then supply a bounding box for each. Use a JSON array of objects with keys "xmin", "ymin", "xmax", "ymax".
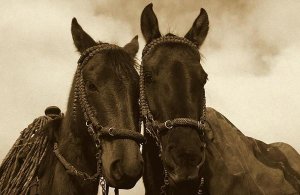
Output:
[
  {"xmin": 139, "ymin": 3, "xmax": 300, "ymax": 195},
  {"xmin": 0, "ymin": 18, "xmax": 145, "ymax": 195},
  {"xmin": 139, "ymin": 3, "xmax": 209, "ymax": 195}
]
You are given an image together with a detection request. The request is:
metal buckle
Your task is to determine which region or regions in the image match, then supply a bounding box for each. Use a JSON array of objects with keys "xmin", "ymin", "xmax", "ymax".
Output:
[{"xmin": 164, "ymin": 120, "xmax": 173, "ymax": 129}]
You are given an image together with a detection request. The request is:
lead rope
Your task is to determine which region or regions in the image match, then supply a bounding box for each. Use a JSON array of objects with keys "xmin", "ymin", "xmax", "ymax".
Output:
[{"xmin": 160, "ymin": 168, "xmax": 169, "ymax": 195}]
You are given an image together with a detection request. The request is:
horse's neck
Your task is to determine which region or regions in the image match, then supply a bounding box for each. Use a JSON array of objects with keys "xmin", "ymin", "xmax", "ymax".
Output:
[
  {"xmin": 38, "ymin": 114, "xmax": 99, "ymax": 195},
  {"xmin": 143, "ymin": 135, "xmax": 165, "ymax": 195}
]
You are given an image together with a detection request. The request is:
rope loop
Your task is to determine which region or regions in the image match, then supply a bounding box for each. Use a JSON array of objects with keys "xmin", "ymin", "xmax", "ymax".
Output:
[{"xmin": 164, "ymin": 120, "xmax": 173, "ymax": 129}]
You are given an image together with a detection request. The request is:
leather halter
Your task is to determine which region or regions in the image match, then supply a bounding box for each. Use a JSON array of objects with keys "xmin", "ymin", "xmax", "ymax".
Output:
[
  {"xmin": 54, "ymin": 43, "xmax": 145, "ymax": 195},
  {"xmin": 139, "ymin": 36, "xmax": 207, "ymax": 195}
]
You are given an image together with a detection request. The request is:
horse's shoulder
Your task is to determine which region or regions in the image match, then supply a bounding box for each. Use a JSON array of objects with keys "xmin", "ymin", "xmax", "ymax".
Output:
[{"xmin": 270, "ymin": 142, "xmax": 300, "ymax": 173}]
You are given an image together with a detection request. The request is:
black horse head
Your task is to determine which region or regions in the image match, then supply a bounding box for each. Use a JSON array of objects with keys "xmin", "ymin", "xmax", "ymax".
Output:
[
  {"xmin": 70, "ymin": 18, "xmax": 144, "ymax": 189},
  {"xmin": 140, "ymin": 3, "xmax": 209, "ymax": 192}
]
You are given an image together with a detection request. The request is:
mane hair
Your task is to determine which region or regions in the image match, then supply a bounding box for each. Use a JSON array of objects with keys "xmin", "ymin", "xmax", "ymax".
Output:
[{"xmin": 101, "ymin": 48, "xmax": 139, "ymax": 81}]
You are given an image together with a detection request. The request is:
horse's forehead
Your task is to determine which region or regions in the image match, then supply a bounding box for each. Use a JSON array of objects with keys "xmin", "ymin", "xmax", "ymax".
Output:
[
  {"xmin": 84, "ymin": 53, "xmax": 106, "ymax": 68},
  {"xmin": 145, "ymin": 44, "xmax": 200, "ymax": 66},
  {"xmin": 82, "ymin": 52, "xmax": 139, "ymax": 84}
]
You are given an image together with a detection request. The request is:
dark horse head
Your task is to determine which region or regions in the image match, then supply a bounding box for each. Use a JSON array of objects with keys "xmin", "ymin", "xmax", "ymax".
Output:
[
  {"xmin": 140, "ymin": 4, "xmax": 209, "ymax": 193},
  {"xmin": 69, "ymin": 19, "xmax": 144, "ymax": 189},
  {"xmin": 37, "ymin": 18, "xmax": 144, "ymax": 194}
]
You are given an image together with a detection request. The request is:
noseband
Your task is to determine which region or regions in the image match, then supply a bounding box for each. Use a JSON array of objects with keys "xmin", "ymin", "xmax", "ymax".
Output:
[
  {"xmin": 139, "ymin": 36, "xmax": 207, "ymax": 195},
  {"xmin": 54, "ymin": 43, "xmax": 145, "ymax": 195}
]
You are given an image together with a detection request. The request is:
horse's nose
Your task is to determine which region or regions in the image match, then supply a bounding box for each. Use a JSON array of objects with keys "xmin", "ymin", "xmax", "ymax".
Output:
[
  {"xmin": 110, "ymin": 159, "xmax": 143, "ymax": 188},
  {"xmin": 169, "ymin": 170, "xmax": 200, "ymax": 189},
  {"xmin": 110, "ymin": 160, "xmax": 122, "ymax": 181},
  {"xmin": 167, "ymin": 144, "xmax": 202, "ymax": 167},
  {"xmin": 172, "ymin": 172, "xmax": 199, "ymax": 184}
]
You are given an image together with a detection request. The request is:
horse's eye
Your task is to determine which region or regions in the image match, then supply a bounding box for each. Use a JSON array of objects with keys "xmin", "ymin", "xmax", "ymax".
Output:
[
  {"xmin": 144, "ymin": 71, "xmax": 153, "ymax": 83},
  {"xmin": 86, "ymin": 81, "xmax": 98, "ymax": 92}
]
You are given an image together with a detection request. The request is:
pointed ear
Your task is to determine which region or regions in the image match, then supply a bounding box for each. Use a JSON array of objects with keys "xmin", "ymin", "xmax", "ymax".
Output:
[
  {"xmin": 185, "ymin": 8, "xmax": 209, "ymax": 48},
  {"xmin": 141, "ymin": 3, "xmax": 161, "ymax": 44},
  {"xmin": 71, "ymin": 18, "xmax": 97, "ymax": 53},
  {"xmin": 123, "ymin": 35, "xmax": 139, "ymax": 58}
]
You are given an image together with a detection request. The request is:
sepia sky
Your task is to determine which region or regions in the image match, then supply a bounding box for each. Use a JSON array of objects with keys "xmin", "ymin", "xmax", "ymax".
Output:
[{"xmin": 0, "ymin": 1, "xmax": 300, "ymax": 194}]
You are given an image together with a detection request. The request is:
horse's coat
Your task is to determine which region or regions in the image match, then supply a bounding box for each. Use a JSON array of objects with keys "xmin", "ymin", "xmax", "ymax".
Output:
[
  {"xmin": 0, "ymin": 18, "xmax": 143, "ymax": 195},
  {"xmin": 140, "ymin": 4, "xmax": 300, "ymax": 195},
  {"xmin": 205, "ymin": 107, "xmax": 300, "ymax": 194}
]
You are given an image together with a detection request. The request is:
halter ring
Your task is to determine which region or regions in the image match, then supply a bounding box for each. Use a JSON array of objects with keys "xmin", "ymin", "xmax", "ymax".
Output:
[
  {"xmin": 197, "ymin": 120, "xmax": 205, "ymax": 129},
  {"xmin": 164, "ymin": 120, "xmax": 173, "ymax": 129},
  {"xmin": 108, "ymin": 128, "xmax": 114, "ymax": 136},
  {"xmin": 85, "ymin": 121, "xmax": 92, "ymax": 127}
]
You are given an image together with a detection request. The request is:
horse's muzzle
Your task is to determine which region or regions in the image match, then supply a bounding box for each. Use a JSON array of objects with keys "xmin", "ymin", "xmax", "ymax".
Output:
[{"xmin": 109, "ymin": 158, "xmax": 143, "ymax": 189}]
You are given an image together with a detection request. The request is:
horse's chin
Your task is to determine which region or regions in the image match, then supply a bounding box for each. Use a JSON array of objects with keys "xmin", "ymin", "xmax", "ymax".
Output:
[
  {"xmin": 104, "ymin": 176, "xmax": 139, "ymax": 189},
  {"xmin": 167, "ymin": 166, "xmax": 200, "ymax": 188},
  {"xmin": 168, "ymin": 175, "xmax": 200, "ymax": 189},
  {"xmin": 102, "ymin": 165, "xmax": 141, "ymax": 189}
]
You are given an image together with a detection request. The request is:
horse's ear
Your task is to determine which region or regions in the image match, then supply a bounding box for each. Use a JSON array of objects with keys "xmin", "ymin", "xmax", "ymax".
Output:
[
  {"xmin": 123, "ymin": 35, "xmax": 139, "ymax": 58},
  {"xmin": 141, "ymin": 3, "xmax": 161, "ymax": 44},
  {"xmin": 184, "ymin": 8, "xmax": 209, "ymax": 48},
  {"xmin": 71, "ymin": 18, "xmax": 97, "ymax": 53}
]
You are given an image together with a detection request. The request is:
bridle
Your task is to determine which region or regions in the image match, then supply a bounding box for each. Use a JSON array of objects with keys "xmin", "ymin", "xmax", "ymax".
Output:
[
  {"xmin": 53, "ymin": 43, "xmax": 145, "ymax": 195},
  {"xmin": 139, "ymin": 36, "xmax": 207, "ymax": 195}
]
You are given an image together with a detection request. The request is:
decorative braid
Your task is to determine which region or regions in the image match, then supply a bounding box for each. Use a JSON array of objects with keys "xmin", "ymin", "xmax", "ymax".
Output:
[
  {"xmin": 142, "ymin": 36, "xmax": 198, "ymax": 58},
  {"xmin": 53, "ymin": 143, "xmax": 100, "ymax": 181},
  {"xmin": 100, "ymin": 127, "xmax": 145, "ymax": 143},
  {"xmin": 139, "ymin": 65, "xmax": 153, "ymax": 121},
  {"xmin": 72, "ymin": 43, "xmax": 121, "ymax": 125}
]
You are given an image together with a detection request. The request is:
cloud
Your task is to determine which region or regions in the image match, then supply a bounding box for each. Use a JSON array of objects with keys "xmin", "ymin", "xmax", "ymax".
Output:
[
  {"xmin": 0, "ymin": 1, "xmax": 299, "ymax": 194},
  {"xmin": 92, "ymin": 0, "xmax": 300, "ymax": 151}
]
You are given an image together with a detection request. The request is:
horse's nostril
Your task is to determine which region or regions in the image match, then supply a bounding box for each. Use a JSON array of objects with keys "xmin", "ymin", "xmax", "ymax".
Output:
[
  {"xmin": 110, "ymin": 160, "xmax": 123, "ymax": 181},
  {"xmin": 109, "ymin": 159, "xmax": 143, "ymax": 189},
  {"xmin": 187, "ymin": 174, "xmax": 198, "ymax": 181},
  {"xmin": 126, "ymin": 160, "xmax": 143, "ymax": 178},
  {"xmin": 167, "ymin": 144, "xmax": 175, "ymax": 152},
  {"xmin": 110, "ymin": 159, "xmax": 143, "ymax": 182}
]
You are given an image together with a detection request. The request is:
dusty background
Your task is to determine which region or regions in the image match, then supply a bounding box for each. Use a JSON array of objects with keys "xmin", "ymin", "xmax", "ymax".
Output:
[{"xmin": 0, "ymin": 0, "xmax": 299, "ymax": 194}]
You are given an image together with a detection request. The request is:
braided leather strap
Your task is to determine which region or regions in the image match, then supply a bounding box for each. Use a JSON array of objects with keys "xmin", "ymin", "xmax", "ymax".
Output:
[
  {"xmin": 99, "ymin": 127, "xmax": 146, "ymax": 143},
  {"xmin": 153, "ymin": 118, "xmax": 205, "ymax": 132},
  {"xmin": 142, "ymin": 36, "xmax": 198, "ymax": 58},
  {"xmin": 53, "ymin": 143, "xmax": 100, "ymax": 181}
]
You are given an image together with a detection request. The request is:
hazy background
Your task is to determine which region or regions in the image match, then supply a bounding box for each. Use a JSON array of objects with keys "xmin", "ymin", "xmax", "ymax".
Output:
[{"xmin": 0, "ymin": 0, "xmax": 299, "ymax": 194}]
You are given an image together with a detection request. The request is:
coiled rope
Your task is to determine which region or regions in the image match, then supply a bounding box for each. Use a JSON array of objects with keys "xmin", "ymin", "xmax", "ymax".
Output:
[{"xmin": 0, "ymin": 112, "xmax": 62, "ymax": 195}]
